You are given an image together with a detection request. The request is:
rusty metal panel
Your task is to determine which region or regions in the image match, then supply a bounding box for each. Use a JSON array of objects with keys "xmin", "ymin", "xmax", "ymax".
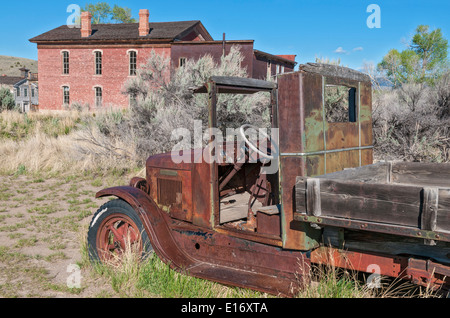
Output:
[
  {"xmin": 157, "ymin": 178, "xmax": 182, "ymax": 207},
  {"xmin": 311, "ymin": 247, "xmax": 449, "ymax": 291},
  {"xmin": 279, "ymin": 156, "xmax": 305, "ymax": 249},
  {"xmin": 361, "ymin": 148, "xmax": 374, "ymax": 166},
  {"xmin": 192, "ymin": 160, "xmax": 213, "ymax": 228},
  {"xmin": 305, "ymin": 155, "xmax": 325, "ymax": 177},
  {"xmin": 325, "ymin": 150, "xmax": 360, "ymax": 174},
  {"xmin": 303, "ymin": 72, "xmax": 325, "ymax": 153},
  {"xmin": 170, "ymin": 221, "xmax": 311, "ymax": 296},
  {"xmin": 311, "ymin": 246, "xmax": 407, "ymax": 278},
  {"xmin": 279, "ymin": 156, "xmax": 321, "ymax": 250},
  {"xmin": 148, "ymin": 167, "xmax": 193, "ymax": 223},
  {"xmin": 326, "ymin": 123, "xmax": 359, "ymax": 150},
  {"xmin": 360, "ymin": 82, "xmax": 373, "ymax": 147},
  {"xmin": 277, "ymin": 69, "xmax": 375, "ymax": 250},
  {"xmin": 277, "ymin": 72, "xmax": 303, "ymax": 154},
  {"xmin": 257, "ymin": 212, "xmax": 281, "ymax": 237}
]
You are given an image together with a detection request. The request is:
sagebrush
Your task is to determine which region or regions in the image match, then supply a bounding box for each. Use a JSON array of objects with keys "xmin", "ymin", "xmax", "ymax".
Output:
[{"xmin": 372, "ymin": 71, "xmax": 450, "ymax": 162}]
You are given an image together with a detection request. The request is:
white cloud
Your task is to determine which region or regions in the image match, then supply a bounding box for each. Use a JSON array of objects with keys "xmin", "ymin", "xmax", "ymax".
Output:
[
  {"xmin": 353, "ymin": 47, "xmax": 364, "ymax": 52},
  {"xmin": 334, "ymin": 47, "xmax": 347, "ymax": 54}
]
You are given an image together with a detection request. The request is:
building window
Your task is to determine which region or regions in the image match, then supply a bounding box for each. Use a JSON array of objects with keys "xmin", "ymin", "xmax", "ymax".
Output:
[
  {"xmin": 63, "ymin": 86, "xmax": 70, "ymax": 105},
  {"xmin": 62, "ymin": 51, "xmax": 69, "ymax": 75},
  {"xmin": 95, "ymin": 87, "xmax": 102, "ymax": 107},
  {"xmin": 267, "ymin": 61, "xmax": 272, "ymax": 78},
  {"xmin": 16, "ymin": 88, "xmax": 20, "ymax": 97},
  {"xmin": 31, "ymin": 88, "xmax": 35, "ymax": 98},
  {"xmin": 24, "ymin": 88, "xmax": 28, "ymax": 97},
  {"xmin": 129, "ymin": 51, "xmax": 137, "ymax": 76},
  {"xmin": 129, "ymin": 94, "xmax": 137, "ymax": 107},
  {"xmin": 179, "ymin": 57, "xmax": 187, "ymax": 68},
  {"xmin": 95, "ymin": 51, "xmax": 102, "ymax": 75}
]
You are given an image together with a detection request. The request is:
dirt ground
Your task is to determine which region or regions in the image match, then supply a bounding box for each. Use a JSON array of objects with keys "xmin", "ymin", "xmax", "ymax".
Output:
[{"xmin": 0, "ymin": 173, "xmax": 125, "ymax": 298}]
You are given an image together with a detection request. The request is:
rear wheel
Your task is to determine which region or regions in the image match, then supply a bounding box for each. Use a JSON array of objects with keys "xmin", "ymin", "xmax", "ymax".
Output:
[{"xmin": 87, "ymin": 199, "xmax": 153, "ymax": 263}]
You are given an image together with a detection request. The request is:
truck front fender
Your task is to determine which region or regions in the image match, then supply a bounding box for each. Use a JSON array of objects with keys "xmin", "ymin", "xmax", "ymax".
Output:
[{"xmin": 96, "ymin": 186, "xmax": 196, "ymax": 270}]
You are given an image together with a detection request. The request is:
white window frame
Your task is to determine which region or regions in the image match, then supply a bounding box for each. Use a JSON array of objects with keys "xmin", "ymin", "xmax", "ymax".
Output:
[
  {"xmin": 61, "ymin": 51, "xmax": 70, "ymax": 75},
  {"xmin": 127, "ymin": 50, "xmax": 138, "ymax": 76}
]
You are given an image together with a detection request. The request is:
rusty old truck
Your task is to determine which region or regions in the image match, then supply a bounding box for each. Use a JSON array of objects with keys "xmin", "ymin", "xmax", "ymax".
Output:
[{"xmin": 87, "ymin": 63, "xmax": 450, "ymax": 296}]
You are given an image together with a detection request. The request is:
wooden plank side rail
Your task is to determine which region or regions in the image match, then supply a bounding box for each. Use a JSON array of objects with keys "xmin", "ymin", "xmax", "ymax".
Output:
[
  {"xmin": 391, "ymin": 162, "xmax": 450, "ymax": 188},
  {"xmin": 297, "ymin": 177, "xmax": 424, "ymax": 227},
  {"xmin": 422, "ymin": 187, "xmax": 439, "ymax": 246},
  {"xmin": 295, "ymin": 170, "xmax": 450, "ymax": 244},
  {"xmin": 306, "ymin": 178, "xmax": 321, "ymax": 217}
]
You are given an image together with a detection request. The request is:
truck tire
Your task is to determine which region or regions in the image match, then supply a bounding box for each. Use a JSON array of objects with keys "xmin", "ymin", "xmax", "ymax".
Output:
[{"xmin": 87, "ymin": 199, "xmax": 153, "ymax": 263}]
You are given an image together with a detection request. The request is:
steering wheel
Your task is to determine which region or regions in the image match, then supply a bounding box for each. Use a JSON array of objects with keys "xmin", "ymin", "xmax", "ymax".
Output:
[{"xmin": 239, "ymin": 124, "xmax": 274, "ymax": 160}]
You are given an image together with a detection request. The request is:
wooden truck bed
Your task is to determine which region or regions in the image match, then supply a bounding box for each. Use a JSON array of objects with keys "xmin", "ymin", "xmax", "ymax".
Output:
[{"xmin": 295, "ymin": 162, "xmax": 450, "ymax": 247}]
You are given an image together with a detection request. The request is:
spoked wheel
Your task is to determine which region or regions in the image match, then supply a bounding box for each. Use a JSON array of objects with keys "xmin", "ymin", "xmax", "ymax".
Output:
[
  {"xmin": 88, "ymin": 199, "xmax": 153, "ymax": 263},
  {"xmin": 97, "ymin": 214, "xmax": 142, "ymax": 261}
]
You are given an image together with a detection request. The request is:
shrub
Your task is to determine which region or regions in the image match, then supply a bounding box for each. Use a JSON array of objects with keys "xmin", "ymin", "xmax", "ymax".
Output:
[
  {"xmin": 79, "ymin": 46, "xmax": 271, "ymax": 165},
  {"xmin": 0, "ymin": 88, "xmax": 16, "ymax": 112},
  {"xmin": 372, "ymin": 71, "xmax": 450, "ymax": 162}
]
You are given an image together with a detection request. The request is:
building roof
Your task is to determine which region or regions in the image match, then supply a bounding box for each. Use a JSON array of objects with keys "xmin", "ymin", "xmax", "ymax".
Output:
[
  {"xmin": 254, "ymin": 50, "xmax": 297, "ymax": 66},
  {"xmin": 29, "ymin": 21, "xmax": 212, "ymax": 43},
  {"xmin": 299, "ymin": 63, "xmax": 371, "ymax": 82},
  {"xmin": 14, "ymin": 78, "xmax": 38, "ymax": 88},
  {"xmin": 0, "ymin": 76, "xmax": 24, "ymax": 86}
]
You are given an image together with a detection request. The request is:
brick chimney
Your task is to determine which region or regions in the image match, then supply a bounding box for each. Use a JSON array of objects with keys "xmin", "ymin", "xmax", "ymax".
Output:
[
  {"xmin": 139, "ymin": 9, "xmax": 150, "ymax": 36},
  {"xmin": 19, "ymin": 68, "xmax": 30, "ymax": 78},
  {"xmin": 81, "ymin": 11, "xmax": 92, "ymax": 37}
]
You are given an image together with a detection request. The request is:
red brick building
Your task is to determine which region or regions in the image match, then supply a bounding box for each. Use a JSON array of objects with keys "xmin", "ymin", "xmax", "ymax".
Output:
[{"xmin": 29, "ymin": 10, "xmax": 296, "ymax": 110}]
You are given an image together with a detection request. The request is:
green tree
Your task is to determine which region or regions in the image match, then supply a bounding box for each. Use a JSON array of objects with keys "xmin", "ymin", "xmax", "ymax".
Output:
[
  {"xmin": 0, "ymin": 88, "xmax": 16, "ymax": 112},
  {"xmin": 111, "ymin": 5, "xmax": 136, "ymax": 23},
  {"xmin": 82, "ymin": 2, "xmax": 136, "ymax": 24},
  {"xmin": 83, "ymin": 2, "xmax": 111, "ymax": 24},
  {"xmin": 411, "ymin": 25, "xmax": 448, "ymax": 78},
  {"xmin": 378, "ymin": 25, "xmax": 448, "ymax": 86}
]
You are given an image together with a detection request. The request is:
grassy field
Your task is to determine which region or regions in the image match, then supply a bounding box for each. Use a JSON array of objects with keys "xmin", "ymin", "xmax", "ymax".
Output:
[{"xmin": 0, "ymin": 110, "xmax": 441, "ymax": 298}]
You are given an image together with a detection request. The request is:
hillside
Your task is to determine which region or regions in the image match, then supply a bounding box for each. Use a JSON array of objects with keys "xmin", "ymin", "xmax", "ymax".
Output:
[{"xmin": 0, "ymin": 55, "xmax": 38, "ymax": 76}]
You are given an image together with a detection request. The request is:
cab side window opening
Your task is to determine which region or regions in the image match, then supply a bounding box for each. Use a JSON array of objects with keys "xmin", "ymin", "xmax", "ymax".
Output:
[{"xmin": 324, "ymin": 85, "xmax": 357, "ymax": 123}]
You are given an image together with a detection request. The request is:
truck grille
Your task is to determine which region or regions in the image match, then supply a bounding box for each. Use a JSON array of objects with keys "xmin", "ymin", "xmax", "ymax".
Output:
[{"xmin": 157, "ymin": 178, "xmax": 182, "ymax": 207}]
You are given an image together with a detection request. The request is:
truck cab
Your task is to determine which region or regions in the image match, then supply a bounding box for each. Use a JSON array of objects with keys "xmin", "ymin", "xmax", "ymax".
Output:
[{"xmin": 143, "ymin": 64, "xmax": 373, "ymax": 250}]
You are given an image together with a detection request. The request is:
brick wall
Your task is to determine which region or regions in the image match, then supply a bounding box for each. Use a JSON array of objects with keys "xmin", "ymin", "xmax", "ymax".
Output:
[
  {"xmin": 171, "ymin": 41, "xmax": 255, "ymax": 75},
  {"xmin": 37, "ymin": 45, "xmax": 171, "ymax": 110}
]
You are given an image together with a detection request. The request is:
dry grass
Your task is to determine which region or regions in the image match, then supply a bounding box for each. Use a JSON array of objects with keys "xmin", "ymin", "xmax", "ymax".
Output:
[
  {"xmin": 81, "ymin": 232, "xmax": 267, "ymax": 298},
  {"xmin": 297, "ymin": 247, "xmax": 443, "ymax": 299},
  {"xmin": 0, "ymin": 110, "xmax": 140, "ymax": 177}
]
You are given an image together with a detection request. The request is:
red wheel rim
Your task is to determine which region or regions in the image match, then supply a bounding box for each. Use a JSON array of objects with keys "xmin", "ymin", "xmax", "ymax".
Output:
[{"xmin": 96, "ymin": 214, "xmax": 142, "ymax": 262}]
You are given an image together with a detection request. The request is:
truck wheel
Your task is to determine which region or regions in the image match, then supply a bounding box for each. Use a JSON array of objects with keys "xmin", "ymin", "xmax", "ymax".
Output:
[{"xmin": 87, "ymin": 199, "xmax": 153, "ymax": 263}]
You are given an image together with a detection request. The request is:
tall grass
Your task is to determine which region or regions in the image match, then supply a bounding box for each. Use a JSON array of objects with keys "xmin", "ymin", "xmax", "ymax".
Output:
[
  {"xmin": 0, "ymin": 110, "xmax": 82, "ymax": 140},
  {"xmin": 79, "ymin": 230, "xmax": 267, "ymax": 298},
  {"xmin": 0, "ymin": 110, "xmax": 140, "ymax": 177}
]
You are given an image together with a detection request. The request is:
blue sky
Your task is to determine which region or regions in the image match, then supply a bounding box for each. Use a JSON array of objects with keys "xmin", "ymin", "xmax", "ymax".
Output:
[{"xmin": 0, "ymin": 0, "xmax": 449, "ymax": 70}]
